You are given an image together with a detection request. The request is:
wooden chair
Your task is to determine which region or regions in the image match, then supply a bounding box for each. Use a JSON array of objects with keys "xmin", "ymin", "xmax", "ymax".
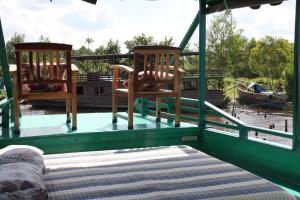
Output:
[
  {"xmin": 112, "ymin": 46, "xmax": 184, "ymax": 129},
  {"xmin": 10, "ymin": 42, "xmax": 78, "ymax": 132}
]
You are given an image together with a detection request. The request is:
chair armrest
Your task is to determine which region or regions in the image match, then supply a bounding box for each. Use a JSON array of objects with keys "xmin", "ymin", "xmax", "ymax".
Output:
[
  {"xmin": 112, "ymin": 65, "xmax": 134, "ymax": 73},
  {"xmin": 71, "ymin": 64, "xmax": 79, "ymax": 72},
  {"xmin": 9, "ymin": 64, "xmax": 17, "ymax": 74},
  {"xmin": 169, "ymin": 65, "xmax": 185, "ymax": 73}
]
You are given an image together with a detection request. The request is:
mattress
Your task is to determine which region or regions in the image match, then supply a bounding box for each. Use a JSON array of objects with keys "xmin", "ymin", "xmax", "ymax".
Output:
[{"xmin": 43, "ymin": 145, "xmax": 296, "ymax": 200}]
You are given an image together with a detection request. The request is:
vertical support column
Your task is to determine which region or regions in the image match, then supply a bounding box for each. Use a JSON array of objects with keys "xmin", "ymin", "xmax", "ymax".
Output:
[
  {"xmin": 293, "ymin": 0, "xmax": 300, "ymax": 150},
  {"xmin": 198, "ymin": 0, "xmax": 206, "ymax": 128},
  {"xmin": 0, "ymin": 18, "xmax": 13, "ymax": 98}
]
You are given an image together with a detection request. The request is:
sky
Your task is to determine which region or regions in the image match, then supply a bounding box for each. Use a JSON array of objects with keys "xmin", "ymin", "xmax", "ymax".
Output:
[{"xmin": 0, "ymin": 0, "xmax": 296, "ymax": 53}]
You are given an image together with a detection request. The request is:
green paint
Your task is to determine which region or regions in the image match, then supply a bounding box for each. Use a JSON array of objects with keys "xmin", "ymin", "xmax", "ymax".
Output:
[
  {"xmin": 179, "ymin": 11, "xmax": 200, "ymax": 51},
  {"xmin": 0, "ymin": 18, "xmax": 12, "ymax": 98},
  {"xmin": 199, "ymin": 128, "xmax": 300, "ymax": 191},
  {"xmin": 0, "ymin": 113, "xmax": 200, "ymax": 154},
  {"xmin": 293, "ymin": 0, "xmax": 300, "ymax": 150},
  {"xmin": 198, "ymin": 0, "xmax": 206, "ymax": 128}
]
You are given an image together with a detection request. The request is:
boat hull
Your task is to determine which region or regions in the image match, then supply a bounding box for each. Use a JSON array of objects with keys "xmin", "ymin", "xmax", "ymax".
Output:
[{"xmin": 237, "ymin": 86, "xmax": 286, "ymax": 109}]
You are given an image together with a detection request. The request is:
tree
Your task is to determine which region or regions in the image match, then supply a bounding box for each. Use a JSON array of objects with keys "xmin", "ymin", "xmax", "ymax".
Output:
[
  {"xmin": 238, "ymin": 38, "xmax": 257, "ymax": 78},
  {"xmin": 6, "ymin": 33, "xmax": 25, "ymax": 64},
  {"xmin": 124, "ymin": 33, "xmax": 155, "ymax": 53},
  {"xmin": 249, "ymin": 36, "xmax": 293, "ymax": 85},
  {"xmin": 72, "ymin": 46, "xmax": 94, "ymax": 73},
  {"xmin": 206, "ymin": 10, "xmax": 246, "ymax": 75},
  {"xmin": 94, "ymin": 39, "xmax": 121, "ymax": 72},
  {"xmin": 95, "ymin": 39, "xmax": 121, "ymax": 55},
  {"xmin": 39, "ymin": 35, "xmax": 50, "ymax": 42},
  {"xmin": 158, "ymin": 36, "xmax": 174, "ymax": 46},
  {"xmin": 85, "ymin": 37, "xmax": 94, "ymax": 49}
]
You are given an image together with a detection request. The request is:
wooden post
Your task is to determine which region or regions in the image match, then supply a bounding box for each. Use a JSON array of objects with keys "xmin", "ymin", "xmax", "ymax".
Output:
[
  {"xmin": 112, "ymin": 67, "xmax": 118, "ymax": 123},
  {"xmin": 128, "ymin": 73, "xmax": 134, "ymax": 129},
  {"xmin": 71, "ymin": 71, "xmax": 77, "ymax": 130},
  {"xmin": 156, "ymin": 97, "xmax": 161, "ymax": 122},
  {"xmin": 12, "ymin": 73, "xmax": 20, "ymax": 133}
]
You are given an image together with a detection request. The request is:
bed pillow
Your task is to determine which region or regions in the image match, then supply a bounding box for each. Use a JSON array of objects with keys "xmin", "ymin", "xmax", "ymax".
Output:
[
  {"xmin": 0, "ymin": 162, "xmax": 47, "ymax": 200},
  {"xmin": 0, "ymin": 145, "xmax": 45, "ymax": 174}
]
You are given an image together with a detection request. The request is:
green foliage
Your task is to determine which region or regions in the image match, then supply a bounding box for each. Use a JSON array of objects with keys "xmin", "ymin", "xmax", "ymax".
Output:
[
  {"xmin": 206, "ymin": 10, "xmax": 246, "ymax": 75},
  {"xmin": 124, "ymin": 33, "xmax": 155, "ymax": 53},
  {"xmin": 249, "ymin": 36, "xmax": 293, "ymax": 80},
  {"xmin": 72, "ymin": 46, "xmax": 94, "ymax": 73},
  {"xmin": 281, "ymin": 64, "xmax": 293, "ymax": 99},
  {"xmin": 158, "ymin": 36, "xmax": 174, "ymax": 46},
  {"xmin": 95, "ymin": 39, "xmax": 121, "ymax": 55},
  {"xmin": 39, "ymin": 35, "xmax": 50, "ymax": 42},
  {"xmin": 6, "ymin": 33, "xmax": 25, "ymax": 64}
]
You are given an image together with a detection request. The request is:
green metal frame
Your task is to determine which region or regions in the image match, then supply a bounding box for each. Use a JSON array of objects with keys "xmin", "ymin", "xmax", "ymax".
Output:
[
  {"xmin": 293, "ymin": 0, "xmax": 300, "ymax": 150},
  {"xmin": 0, "ymin": 18, "xmax": 12, "ymax": 98},
  {"xmin": 198, "ymin": 0, "xmax": 207, "ymax": 128}
]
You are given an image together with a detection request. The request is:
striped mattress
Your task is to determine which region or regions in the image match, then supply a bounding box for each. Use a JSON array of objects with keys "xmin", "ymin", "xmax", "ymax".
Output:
[{"xmin": 43, "ymin": 145, "xmax": 296, "ymax": 200}]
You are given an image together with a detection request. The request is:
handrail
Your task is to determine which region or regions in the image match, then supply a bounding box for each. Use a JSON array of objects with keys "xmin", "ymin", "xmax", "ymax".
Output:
[
  {"xmin": 72, "ymin": 52, "xmax": 199, "ymax": 61},
  {"xmin": 135, "ymin": 97, "xmax": 293, "ymax": 143},
  {"xmin": 204, "ymin": 101, "xmax": 246, "ymax": 126}
]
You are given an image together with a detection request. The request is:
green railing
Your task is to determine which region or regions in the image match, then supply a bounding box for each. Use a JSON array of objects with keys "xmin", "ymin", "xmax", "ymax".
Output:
[
  {"xmin": 0, "ymin": 98, "xmax": 13, "ymax": 131},
  {"xmin": 135, "ymin": 97, "xmax": 293, "ymax": 145}
]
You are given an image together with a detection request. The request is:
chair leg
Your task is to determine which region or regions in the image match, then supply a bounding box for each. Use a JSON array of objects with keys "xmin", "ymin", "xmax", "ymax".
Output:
[
  {"xmin": 112, "ymin": 92, "xmax": 117, "ymax": 124},
  {"xmin": 156, "ymin": 97, "xmax": 161, "ymax": 122},
  {"xmin": 66, "ymin": 99, "xmax": 71, "ymax": 124},
  {"xmin": 128, "ymin": 94, "xmax": 134, "ymax": 129},
  {"xmin": 175, "ymin": 95, "xmax": 180, "ymax": 127},
  {"xmin": 13, "ymin": 96, "xmax": 20, "ymax": 134},
  {"xmin": 71, "ymin": 84, "xmax": 77, "ymax": 130}
]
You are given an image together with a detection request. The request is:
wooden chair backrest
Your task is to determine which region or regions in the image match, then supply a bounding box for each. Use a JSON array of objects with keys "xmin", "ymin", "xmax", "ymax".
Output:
[
  {"xmin": 133, "ymin": 46, "xmax": 180, "ymax": 91},
  {"xmin": 15, "ymin": 42, "xmax": 72, "ymax": 96}
]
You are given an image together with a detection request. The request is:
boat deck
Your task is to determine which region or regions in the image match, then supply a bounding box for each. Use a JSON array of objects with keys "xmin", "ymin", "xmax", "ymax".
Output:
[{"xmin": 0, "ymin": 112, "xmax": 199, "ymax": 154}]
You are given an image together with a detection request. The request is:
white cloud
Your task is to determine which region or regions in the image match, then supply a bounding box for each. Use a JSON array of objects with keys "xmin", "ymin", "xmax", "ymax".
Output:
[
  {"xmin": 232, "ymin": 0, "xmax": 295, "ymax": 41},
  {"xmin": 0, "ymin": 0, "xmax": 296, "ymax": 53}
]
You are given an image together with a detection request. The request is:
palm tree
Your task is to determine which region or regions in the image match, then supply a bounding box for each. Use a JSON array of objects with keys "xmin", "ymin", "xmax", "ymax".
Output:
[{"xmin": 85, "ymin": 37, "xmax": 94, "ymax": 49}]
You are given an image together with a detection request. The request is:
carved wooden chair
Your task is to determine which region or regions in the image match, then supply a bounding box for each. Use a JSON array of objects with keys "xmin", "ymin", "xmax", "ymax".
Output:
[
  {"xmin": 112, "ymin": 46, "xmax": 184, "ymax": 129},
  {"xmin": 10, "ymin": 43, "xmax": 78, "ymax": 132}
]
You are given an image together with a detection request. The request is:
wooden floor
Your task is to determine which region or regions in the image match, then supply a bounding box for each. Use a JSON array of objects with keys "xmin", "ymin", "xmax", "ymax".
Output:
[{"xmin": 1, "ymin": 112, "xmax": 195, "ymax": 139}]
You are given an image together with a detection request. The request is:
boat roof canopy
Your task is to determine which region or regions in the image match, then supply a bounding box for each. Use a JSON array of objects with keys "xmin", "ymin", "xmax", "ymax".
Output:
[{"xmin": 206, "ymin": 0, "xmax": 285, "ymax": 14}]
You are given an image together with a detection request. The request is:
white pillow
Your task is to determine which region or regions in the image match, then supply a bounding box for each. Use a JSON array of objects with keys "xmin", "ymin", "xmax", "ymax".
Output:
[{"xmin": 0, "ymin": 145, "xmax": 45, "ymax": 174}]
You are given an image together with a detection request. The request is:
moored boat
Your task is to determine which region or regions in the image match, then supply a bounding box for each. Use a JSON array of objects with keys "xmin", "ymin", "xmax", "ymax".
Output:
[{"xmin": 237, "ymin": 82, "xmax": 288, "ymax": 109}]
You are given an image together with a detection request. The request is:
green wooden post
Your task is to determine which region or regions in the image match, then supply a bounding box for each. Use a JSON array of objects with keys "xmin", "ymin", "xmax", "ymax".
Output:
[
  {"xmin": 141, "ymin": 98, "xmax": 148, "ymax": 118},
  {"xmin": 179, "ymin": 11, "xmax": 200, "ymax": 51},
  {"xmin": 2, "ymin": 103, "xmax": 9, "ymax": 128},
  {"xmin": 293, "ymin": 0, "xmax": 300, "ymax": 150},
  {"xmin": 0, "ymin": 18, "xmax": 13, "ymax": 98},
  {"xmin": 239, "ymin": 125, "xmax": 248, "ymax": 140},
  {"xmin": 198, "ymin": 0, "xmax": 206, "ymax": 128},
  {"xmin": 167, "ymin": 97, "xmax": 175, "ymax": 124}
]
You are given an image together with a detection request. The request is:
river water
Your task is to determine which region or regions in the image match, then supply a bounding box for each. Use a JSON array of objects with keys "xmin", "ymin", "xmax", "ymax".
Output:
[{"xmin": 21, "ymin": 102, "xmax": 293, "ymax": 146}]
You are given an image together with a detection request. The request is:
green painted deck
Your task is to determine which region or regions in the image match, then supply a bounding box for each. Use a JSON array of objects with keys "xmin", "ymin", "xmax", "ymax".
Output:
[
  {"xmin": 1, "ymin": 112, "xmax": 195, "ymax": 139},
  {"xmin": 0, "ymin": 112, "xmax": 200, "ymax": 155}
]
